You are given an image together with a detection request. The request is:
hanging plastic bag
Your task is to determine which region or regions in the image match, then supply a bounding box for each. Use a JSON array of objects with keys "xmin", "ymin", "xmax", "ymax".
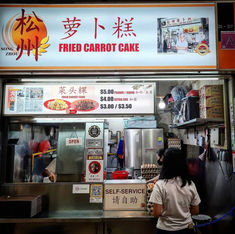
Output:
[{"xmin": 171, "ymin": 85, "xmax": 187, "ymax": 101}]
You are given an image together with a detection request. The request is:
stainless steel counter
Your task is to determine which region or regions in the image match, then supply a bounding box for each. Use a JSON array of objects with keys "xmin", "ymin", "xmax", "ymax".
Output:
[
  {"xmin": 0, "ymin": 210, "xmax": 154, "ymax": 223},
  {"xmin": 0, "ymin": 182, "xmax": 155, "ymax": 233},
  {"xmin": 103, "ymin": 210, "xmax": 154, "ymax": 221}
]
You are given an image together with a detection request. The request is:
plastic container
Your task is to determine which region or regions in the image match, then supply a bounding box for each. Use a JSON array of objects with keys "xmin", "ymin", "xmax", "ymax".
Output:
[
  {"xmin": 112, "ymin": 171, "xmax": 128, "ymax": 179},
  {"xmin": 104, "ymin": 170, "xmax": 107, "ymax": 180},
  {"xmin": 186, "ymin": 89, "xmax": 199, "ymax": 97},
  {"xmin": 192, "ymin": 214, "xmax": 212, "ymax": 234}
]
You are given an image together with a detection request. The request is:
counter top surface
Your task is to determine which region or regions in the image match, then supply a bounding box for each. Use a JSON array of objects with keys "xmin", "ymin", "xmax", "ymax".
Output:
[
  {"xmin": 104, "ymin": 179, "xmax": 146, "ymax": 184},
  {"xmin": 0, "ymin": 210, "xmax": 154, "ymax": 223},
  {"xmin": 103, "ymin": 210, "xmax": 154, "ymax": 220}
]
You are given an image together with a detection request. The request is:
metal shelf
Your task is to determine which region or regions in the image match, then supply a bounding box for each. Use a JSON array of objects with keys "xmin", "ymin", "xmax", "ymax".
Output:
[{"xmin": 169, "ymin": 118, "xmax": 224, "ymax": 129}]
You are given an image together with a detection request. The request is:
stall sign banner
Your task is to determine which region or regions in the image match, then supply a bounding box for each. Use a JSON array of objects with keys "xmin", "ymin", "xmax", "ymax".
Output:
[
  {"xmin": 3, "ymin": 83, "xmax": 154, "ymax": 115},
  {"xmin": 66, "ymin": 137, "xmax": 83, "ymax": 146},
  {"xmin": 221, "ymin": 32, "xmax": 235, "ymax": 50},
  {"xmin": 104, "ymin": 183, "xmax": 146, "ymax": 210},
  {"xmin": 0, "ymin": 3, "xmax": 216, "ymax": 70}
]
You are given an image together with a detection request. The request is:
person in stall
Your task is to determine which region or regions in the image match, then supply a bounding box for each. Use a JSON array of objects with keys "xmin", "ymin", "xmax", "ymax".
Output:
[
  {"xmin": 32, "ymin": 133, "xmax": 50, "ymax": 182},
  {"xmin": 42, "ymin": 158, "xmax": 56, "ymax": 183},
  {"xmin": 149, "ymin": 148, "xmax": 200, "ymax": 234},
  {"xmin": 147, "ymin": 148, "xmax": 165, "ymax": 183},
  {"xmin": 187, "ymin": 147, "xmax": 207, "ymax": 212},
  {"xmin": 32, "ymin": 126, "xmax": 56, "ymax": 183},
  {"xmin": 176, "ymin": 33, "xmax": 188, "ymax": 54},
  {"xmin": 16, "ymin": 124, "xmax": 33, "ymax": 182},
  {"xmin": 156, "ymin": 148, "xmax": 165, "ymax": 172},
  {"xmin": 15, "ymin": 124, "xmax": 56, "ymax": 183}
]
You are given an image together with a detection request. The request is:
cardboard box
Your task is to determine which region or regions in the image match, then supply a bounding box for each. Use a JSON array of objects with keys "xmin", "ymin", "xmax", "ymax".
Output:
[
  {"xmin": 200, "ymin": 105, "xmax": 224, "ymax": 119},
  {"xmin": 199, "ymin": 95, "xmax": 224, "ymax": 107},
  {"xmin": 124, "ymin": 120, "xmax": 157, "ymax": 128},
  {"xmin": 199, "ymin": 85, "xmax": 223, "ymax": 97}
]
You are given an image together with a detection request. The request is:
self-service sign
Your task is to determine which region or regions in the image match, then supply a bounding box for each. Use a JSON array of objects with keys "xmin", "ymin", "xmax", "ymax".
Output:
[
  {"xmin": 86, "ymin": 160, "xmax": 103, "ymax": 182},
  {"xmin": 104, "ymin": 182, "xmax": 146, "ymax": 210}
]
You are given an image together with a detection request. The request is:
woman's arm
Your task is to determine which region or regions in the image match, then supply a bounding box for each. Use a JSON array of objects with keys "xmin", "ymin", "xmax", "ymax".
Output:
[
  {"xmin": 42, "ymin": 169, "xmax": 56, "ymax": 182},
  {"xmin": 153, "ymin": 204, "xmax": 162, "ymax": 218},
  {"xmin": 146, "ymin": 175, "xmax": 159, "ymax": 184},
  {"xmin": 190, "ymin": 205, "xmax": 199, "ymax": 215}
]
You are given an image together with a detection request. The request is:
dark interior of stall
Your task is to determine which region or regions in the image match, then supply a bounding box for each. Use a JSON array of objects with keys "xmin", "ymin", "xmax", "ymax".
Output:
[{"xmin": 0, "ymin": 77, "xmax": 234, "ymax": 234}]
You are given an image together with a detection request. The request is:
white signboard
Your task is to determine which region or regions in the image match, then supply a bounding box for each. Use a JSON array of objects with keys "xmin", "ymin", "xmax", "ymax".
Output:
[
  {"xmin": 104, "ymin": 182, "xmax": 146, "ymax": 210},
  {"xmin": 66, "ymin": 138, "xmax": 83, "ymax": 146},
  {"xmin": 0, "ymin": 3, "xmax": 216, "ymax": 70},
  {"xmin": 3, "ymin": 83, "xmax": 155, "ymax": 115},
  {"xmin": 72, "ymin": 184, "xmax": 90, "ymax": 194}
]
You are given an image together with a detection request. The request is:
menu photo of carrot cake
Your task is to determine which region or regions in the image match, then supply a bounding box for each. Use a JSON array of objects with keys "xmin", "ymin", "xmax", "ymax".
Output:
[
  {"xmin": 71, "ymin": 99, "xmax": 99, "ymax": 112},
  {"xmin": 44, "ymin": 99, "xmax": 70, "ymax": 111}
]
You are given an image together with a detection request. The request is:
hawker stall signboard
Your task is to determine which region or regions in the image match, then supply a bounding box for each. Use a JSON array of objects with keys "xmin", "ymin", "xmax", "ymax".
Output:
[
  {"xmin": 0, "ymin": 3, "xmax": 216, "ymax": 70},
  {"xmin": 3, "ymin": 83, "xmax": 154, "ymax": 115}
]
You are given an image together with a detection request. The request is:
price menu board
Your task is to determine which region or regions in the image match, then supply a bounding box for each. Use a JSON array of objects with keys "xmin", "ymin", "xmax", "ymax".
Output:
[{"xmin": 4, "ymin": 83, "xmax": 155, "ymax": 115}]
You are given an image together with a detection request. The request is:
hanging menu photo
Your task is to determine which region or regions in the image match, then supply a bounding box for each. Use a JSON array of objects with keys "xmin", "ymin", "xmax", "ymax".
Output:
[{"xmin": 4, "ymin": 83, "xmax": 155, "ymax": 115}]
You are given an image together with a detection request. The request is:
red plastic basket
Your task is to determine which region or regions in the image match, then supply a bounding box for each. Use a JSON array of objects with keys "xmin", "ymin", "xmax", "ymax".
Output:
[{"xmin": 112, "ymin": 171, "xmax": 128, "ymax": 179}]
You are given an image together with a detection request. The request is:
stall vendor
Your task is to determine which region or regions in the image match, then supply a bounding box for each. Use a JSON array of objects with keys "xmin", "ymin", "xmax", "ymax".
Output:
[
  {"xmin": 32, "ymin": 139, "xmax": 51, "ymax": 182},
  {"xmin": 147, "ymin": 148, "xmax": 165, "ymax": 183},
  {"xmin": 42, "ymin": 158, "xmax": 56, "ymax": 182},
  {"xmin": 176, "ymin": 33, "xmax": 188, "ymax": 54}
]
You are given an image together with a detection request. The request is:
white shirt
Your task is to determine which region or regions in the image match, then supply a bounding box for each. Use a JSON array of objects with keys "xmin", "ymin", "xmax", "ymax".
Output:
[
  {"xmin": 149, "ymin": 177, "xmax": 201, "ymax": 231},
  {"xmin": 43, "ymin": 158, "xmax": 56, "ymax": 183},
  {"xmin": 176, "ymin": 40, "xmax": 188, "ymax": 54},
  {"xmin": 45, "ymin": 158, "xmax": 56, "ymax": 173}
]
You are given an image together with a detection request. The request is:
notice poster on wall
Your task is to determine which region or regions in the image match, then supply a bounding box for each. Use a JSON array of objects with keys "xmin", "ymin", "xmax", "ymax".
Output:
[
  {"xmin": 86, "ymin": 160, "xmax": 104, "ymax": 183},
  {"xmin": 4, "ymin": 83, "xmax": 155, "ymax": 115},
  {"xmin": 0, "ymin": 3, "xmax": 216, "ymax": 70}
]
